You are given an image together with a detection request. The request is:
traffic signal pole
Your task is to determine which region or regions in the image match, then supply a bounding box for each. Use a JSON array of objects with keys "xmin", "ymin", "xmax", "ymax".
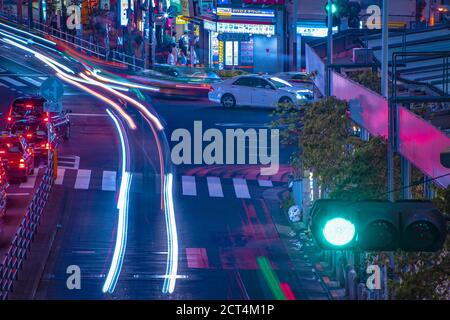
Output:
[
  {"xmin": 383, "ymin": 0, "xmax": 394, "ymax": 204},
  {"xmin": 326, "ymin": 0, "xmax": 333, "ymax": 97}
]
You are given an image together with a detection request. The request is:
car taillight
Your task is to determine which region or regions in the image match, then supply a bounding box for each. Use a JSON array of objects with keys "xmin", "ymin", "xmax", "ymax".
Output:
[
  {"xmin": 0, "ymin": 151, "xmax": 4, "ymax": 154},
  {"xmin": 26, "ymin": 104, "xmax": 33, "ymax": 109},
  {"xmin": 7, "ymin": 117, "xmax": 11, "ymax": 122},
  {"xmin": 41, "ymin": 143, "xmax": 49, "ymax": 149},
  {"xmin": 209, "ymin": 87, "xmax": 214, "ymax": 92},
  {"xmin": 19, "ymin": 158, "xmax": 25, "ymax": 169},
  {"xmin": 26, "ymin": 133, "xmax": 33, "ymax": 138}
]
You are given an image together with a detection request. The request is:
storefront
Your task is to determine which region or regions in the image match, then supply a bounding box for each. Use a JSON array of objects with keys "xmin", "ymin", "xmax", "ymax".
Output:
[{"xmin": 213, "ymin": 6, "xmax": 278, "ymax": 73}]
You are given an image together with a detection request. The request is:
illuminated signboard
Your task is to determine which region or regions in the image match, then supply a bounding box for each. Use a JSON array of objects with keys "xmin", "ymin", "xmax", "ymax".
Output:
[
  {"xmin": 217, "ymin": 22, "xmax": 275, "ymax": 35},
  {"xmin": 297, "ymin": 26, "xmax": 338, "ymax": 37},
  {"xmin": 203, "ymin": 19, "xmax": 217, "ymax": 31},
  {"xmin": 120, "ymin": 0, "xmax": 134, "ymax": 26},
  {"xmin": 217, "ymin": 7, "xmax": 275, "ymax": 18},
  {"xmin": 243, "ymin": 0, "xmax": 285, "ymax": 4}
]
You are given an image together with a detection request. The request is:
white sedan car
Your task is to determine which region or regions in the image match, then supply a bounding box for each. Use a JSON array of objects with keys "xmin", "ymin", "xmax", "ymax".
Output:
[{"xmin": 208, "ymin": 74, "xmax": 313, "ymax": 108}]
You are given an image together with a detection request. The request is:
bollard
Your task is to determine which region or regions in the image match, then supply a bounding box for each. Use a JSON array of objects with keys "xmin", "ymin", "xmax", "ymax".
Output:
[
  {"xmin": 53, "ymin": 149, "xmax": 58, "ymax": 180},
  {"xmin": 345, "ymin": 265, "xmax": 358, "ymax": 300}
]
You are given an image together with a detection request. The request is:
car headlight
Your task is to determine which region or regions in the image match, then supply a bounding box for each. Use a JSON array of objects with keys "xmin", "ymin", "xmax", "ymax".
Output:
[{"xmin": 296, "ymin": 93, "xmax": 306, "ymax": 100}]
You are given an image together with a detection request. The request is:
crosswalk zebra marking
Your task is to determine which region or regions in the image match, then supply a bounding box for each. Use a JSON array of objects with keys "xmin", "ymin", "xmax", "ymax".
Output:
[
  {"xmin": 19, "ymin": 169, "xmax": 39, "ymax": 188},
  {"xmin": 182, "ymin": 175, "xmax": 197, "ymax": 196},
  {"xmin": 102, "ymin": 171, "xmax": 116, "ymax": 191},
  {"xmin": 258, "ymin": 179, "xmax": 273, "ymax": 187},
  {"xmin": 55, "ymin": 168, "xmax": 65, "ymax": 185},
  {"xmin": 1, "ymin": 76, "xmax": 26, "ymax": 87},
  {"xmin": 20, "ymin": 76, "xmax": 43, "ymax": 86},
  {"xmin": 206, "ymin": 177, "xmax": 224, "ymax": 197},
  {"xmin": 233, "ymin": 178, "xmax": 251, "ymax": 199},
  {"xmin": 74, "ymin": 169, "xmax": 91, "ymax": 190}
]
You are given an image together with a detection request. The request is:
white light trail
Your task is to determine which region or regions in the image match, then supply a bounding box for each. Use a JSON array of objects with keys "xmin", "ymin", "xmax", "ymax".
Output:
[
  {"xmin": 162, "ymin": 173, "xmax": 179, "ymax": 294},
  {"xmin": 102, "ymin": 108, "xmax": 132, "ymax": 294}
]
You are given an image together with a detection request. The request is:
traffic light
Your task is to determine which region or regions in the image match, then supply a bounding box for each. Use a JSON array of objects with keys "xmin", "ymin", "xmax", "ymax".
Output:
[
  {"xmin": 325, "ymin": 1, "xmax": 341, "ymax": 27},
  {"xmin": 397, "ymin": 200, "xmax": 447, "ymax": 252},
  {"xmin": 310, "ymin": 199, "xmax": 448, "ymax": 252}
]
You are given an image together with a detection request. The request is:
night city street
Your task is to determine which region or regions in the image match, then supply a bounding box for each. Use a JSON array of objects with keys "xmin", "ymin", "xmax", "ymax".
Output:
[{"xmin": 0, "ymin": 0, "xmax": 449, "ymax": 312}]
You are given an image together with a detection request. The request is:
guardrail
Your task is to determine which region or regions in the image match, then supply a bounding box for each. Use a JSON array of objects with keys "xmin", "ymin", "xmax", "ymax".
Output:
[{"xmin": 0, "ymin": 151, "xmax": 55, "ymax": 300}]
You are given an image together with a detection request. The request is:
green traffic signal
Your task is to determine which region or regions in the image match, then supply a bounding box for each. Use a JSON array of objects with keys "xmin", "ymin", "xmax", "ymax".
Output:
[
  {"xmin": 325, "ymin": 3, "xmax": 337, "ymax": 14},
  {"xmin": 310, "ymin": 199, "xmax": 447, "ymax": 252},
  {"xmin": 322, "ymin": 217, "xmax": 356, "ymax": 247}
]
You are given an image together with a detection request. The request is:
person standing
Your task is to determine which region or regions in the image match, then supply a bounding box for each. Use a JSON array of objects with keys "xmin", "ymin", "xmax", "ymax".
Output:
[
  {"xmin": 178, "ymin": 50, "xmax": 187, "ymax": 66},
  {"xmin": 178, "ymin": 31, "xmax": 189, "ymax": 56}
]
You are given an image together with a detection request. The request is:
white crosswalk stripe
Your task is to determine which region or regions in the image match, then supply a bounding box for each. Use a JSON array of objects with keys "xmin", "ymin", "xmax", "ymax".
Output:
[
  {"xmin": 180, "ymin": 175, "xmax": 276, "ymax": 199},
  {"xmin": 207, "ymin": 177, "xmax": 224, "ymax": 197},
  {"xmin": 1, "ymin": 76, "xmax": 26, "ymax": 86},
  {"xmin": 102, "ymin": 171, "xmax": 117, "ymax": 191},
  {"xmin": 258, "ymin": 179, "xmax": 273, "ymax": 187},
  {"xmin": 55, "ymin": 168, "xmax": 65, "ymax": 185},
  {"xmin": 19, "ymin": 76, "xmax": 43, "ymax": 86},
  {"xmin": 182, "ymin": 175, "xmax": 197, "ymax": 196},
  {"xmin": 74, "ymin": 169, "xmax": 91, "ymax": 190},
  {"xmin": 19, "ymin": 169, "xmax": 39, "ymax": 188},
  {"xmin": 233, "ymin": 178, "xmax": 251, "ymax": 199}
]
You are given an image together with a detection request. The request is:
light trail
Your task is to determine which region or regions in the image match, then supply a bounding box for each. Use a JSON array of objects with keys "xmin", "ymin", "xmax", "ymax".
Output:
[
  {"xmin": 91, "ymin": 69, "xmax": 160, "ymax": 92},
  {"xmin": 0, "ymin": 22, "xmax": 56, "ymax": 46},
  {"xmin": 56, "ymin": 73, "xmax": 137, "ymax": 129},
  {"xmin": 162, "ymin": 173, "xmax": 179, "ymax": 294},
  {"xmin": 80, "ymin": 73, "xmax": 164, "ymax": 131},
  {"xmin": 102, "ymin": 108, "xmax": 132, "ymax": 294}
]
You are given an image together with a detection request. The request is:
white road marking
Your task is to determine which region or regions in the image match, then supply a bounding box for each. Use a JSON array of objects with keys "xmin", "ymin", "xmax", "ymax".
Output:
[
  {"xmin": 1, "ymin": 76, "xmax": 26, "ymax": 86},
  {"xmin": 74, "ymin": 169, "xmax": 91, "ymax": 190},
  {"xmin": 233, "ymin": 178, "xmax": 251, "ymax": 199},
  {"xmin": 258, "ymin": 179, "xmax": 273, "ymax": 187},
  {"xmin": 55, "ymin": 168, "xmax": 65, "ymax": 185},
  {"xmin": 102, "ymin": 171, "xmax": 117, "ymax": 191},
  {"xmin": 7, "ymin": 193, "xmax": 30, "ymax": 196},
  {"xmin": 206, "ymin": 177, "xmax": 224, "ymax": 197},
  {"xmin": 182, "ymin": 175, "xmax": 197, "ymax": 196},
  {"xmin": 19, "ymin": 170, "xmax": 38, "ymax": 188},
  {"xmin": 19, "ymin": 76, "xmax": 43, "ymax": 86}
]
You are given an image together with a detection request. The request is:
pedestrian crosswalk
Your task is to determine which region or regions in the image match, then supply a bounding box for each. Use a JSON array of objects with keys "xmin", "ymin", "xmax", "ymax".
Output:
[
  {"xmin": 54, "ymin": 168, "xmax": 117, "ymax": 192},
  {"xmin": 0, "ymin": 75, "xmax": 47, "ymax": 88},
  {"xmin": 180, "ymin": 175, "xmax": 275, "ymax": 200}
]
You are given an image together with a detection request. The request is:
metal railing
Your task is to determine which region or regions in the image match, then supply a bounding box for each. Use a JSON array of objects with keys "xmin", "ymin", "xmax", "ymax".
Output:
[{"xmin": 0, "ymin": 152, "xmax": 55, "ymax": 300}]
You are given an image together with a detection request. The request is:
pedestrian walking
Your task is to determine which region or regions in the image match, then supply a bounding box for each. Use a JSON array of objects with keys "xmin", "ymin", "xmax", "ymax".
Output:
[
  {"xmin": 178, "ymin": 31, "xmax": 189, "ymax": 56},
  {"xmin": 178, "ymin": 50, "xmax": 187, "ymax": 66}
]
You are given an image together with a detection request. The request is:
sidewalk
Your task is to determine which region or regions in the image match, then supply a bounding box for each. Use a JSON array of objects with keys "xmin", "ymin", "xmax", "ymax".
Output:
[{"xmin": 262, "ymin": 186, "xmax": 346, "ymax": 300}]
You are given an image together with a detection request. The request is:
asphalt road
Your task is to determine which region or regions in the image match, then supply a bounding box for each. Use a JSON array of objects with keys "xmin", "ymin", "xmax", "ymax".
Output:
[{"xmin": 0, "ymin": 27, "xmax": 330, "ymax": 300}]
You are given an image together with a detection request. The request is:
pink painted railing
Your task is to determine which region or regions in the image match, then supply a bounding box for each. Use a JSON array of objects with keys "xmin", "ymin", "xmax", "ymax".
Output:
[{"xmin": 332, "ymin": 72, "xmax": 450, "ymax": 188}]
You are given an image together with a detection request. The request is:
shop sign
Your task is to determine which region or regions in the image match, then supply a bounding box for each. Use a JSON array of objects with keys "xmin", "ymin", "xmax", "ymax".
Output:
[
  {"xmin": 203, "ymin": 19, "xmax": 216, "ymax": 31},
  {"xmin": 297, "ymin": 25, "xmax": 338, "ymax": 37},
  {"xmin": 180, "ymin": 0, "xmax": 192, "ymax": 17},
  {"xmin": 217, "ymin": 22, "xmax": 275, "ymax": 35},
  {"xmin": 176, "ymin": 15, "xmax": 190, "ymax": 25},
  {"xmin": 243, "ymin": 0, "xmax": 285, "ymax": 4},
  {"xmin": 217, "ymin": 33, "xmax": 250, "ymax": 41},
  {"xmin": 119, "ymin": 0, "xmax": 134, "ymax": 26},
  {"xmin": 217, "ymin": 7, "xmax": 275, "ymax": 18},
  {"xmin": 66, "ymin": 5, "xmax": 81, "ymax": 30}
]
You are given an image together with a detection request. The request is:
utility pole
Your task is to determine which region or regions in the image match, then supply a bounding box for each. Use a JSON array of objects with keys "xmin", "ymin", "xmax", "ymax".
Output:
[
  {"xmin": 326, "ymin": 0, "xmax": 333, "ymax": 97},
  {"xmin": 28, "ymin": 0, "xmax": 33, "ymax": 28},
  {"xmin": 383, "ymin": 0, "xmax": 394, "ymax": 203}
]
